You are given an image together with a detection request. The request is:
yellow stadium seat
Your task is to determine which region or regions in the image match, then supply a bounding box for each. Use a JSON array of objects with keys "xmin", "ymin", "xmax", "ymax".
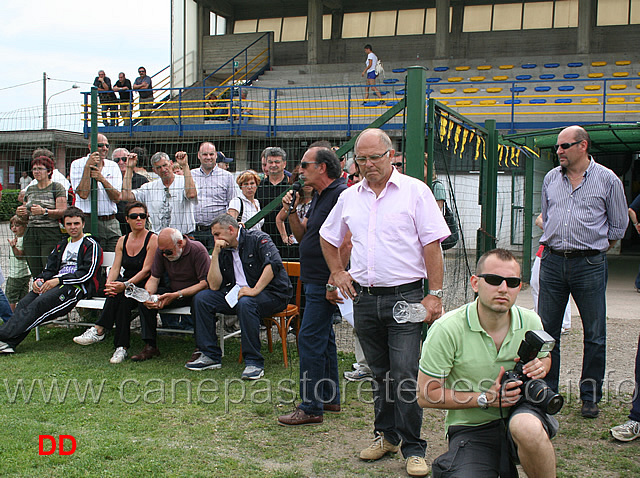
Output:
[
  {"xmin": 581, "ymin": 98, "xmax": 599, "ymax": 104},
  {"xmin": 440, "ymin": 101, "xmax": 449, "ymax": 105},
  {"xmin": 493, "ymin": 75, "xmax": 509, "ymax": 81},
  {"xmin": 592, "ymin": 61, "xmax": 607, "ymax": 67},
  {"xmin": 499, "ymin": 65, "xmax": 514, "ymax": 70},
  {"xmin": 610, "ymin": 84, "xmax": 627, "ymax": 90},
  {"xmin": 616, "ymin": 60, "xmax": 631, "ymax": 66},
  {"xmin": 440, "ymin": 88, "xmax": 456, "ymax": 94},
  {"xmin": 477, "ymin": 65, "xmax": 492, "ymax": 70},
  {"xmin": 448, "ymin": 77, "xmax": 463, "ymax": 82},
  {"xmin": 456, "ymin": 66, "xmax": 470, "ymax": 71},
  {"xmin": 584, "ymin": 85, "xmax": 601, "ymax": 91},
  {"xmin": 588, "ymin": 73, "xmax": 604, "ymax": 78},
  {"xmin": 480, "ymin": 100, "xmax": 497, "ymax": 105},
  {"xmin": 469, "ymin": 76, "xmax": 485, "ymax": 82},
  {"xmin": 636, "ymin": 84, "xmax": 640, "ymax": 89},
  {"xmin": 456, "ymin": 100, "xmax": 473, "ymax": 105},
  {"xmin": 607, "ymin": 97, "xmax": 625, "ymax": 103},
  {"xmin": 463, "ymin": 88, "xmax": 479, "ymax": 93},
  {"xmin": 635, "ymin": 96, "xmax": 640, "ymax": 102},
  {"xmin": 613, "ymin": 72, "xmax": 629, "ymax": 77},
  {"xmin": 487, "ymin": 87, "xmax": 503, "ymax": 93}
]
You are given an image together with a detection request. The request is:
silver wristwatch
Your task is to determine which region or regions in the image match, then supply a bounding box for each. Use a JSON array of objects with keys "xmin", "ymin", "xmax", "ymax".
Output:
[
  {"xmin": 428, "ymin": 289, "xmax": 443, "ymax": 298},
  {"xmin": 477, "ymin": 392, "xmax": 489, "ymax": 409}
]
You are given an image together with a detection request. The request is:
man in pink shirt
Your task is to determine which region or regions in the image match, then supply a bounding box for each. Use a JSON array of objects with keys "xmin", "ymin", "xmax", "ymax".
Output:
[{"xmin": 320, "ymin": 128, "xmax": 450, "ymax": 477}]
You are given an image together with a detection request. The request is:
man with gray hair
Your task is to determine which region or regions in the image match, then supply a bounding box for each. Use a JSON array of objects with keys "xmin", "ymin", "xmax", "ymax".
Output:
[{"xmin": 121, "ymin": 150, "xmax": 198, "ymax": 235}]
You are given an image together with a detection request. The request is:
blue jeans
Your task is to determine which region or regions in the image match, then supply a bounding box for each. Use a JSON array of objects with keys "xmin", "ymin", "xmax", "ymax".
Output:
[
  {"xmin": 192, "ymin": 289, "xmax": 286, "ymax": 367},
  {"xmin": 539, "ymin": 249, "xmax": 608, "ymax": 403},
  {"xmin": 0, "ymin": 290, "xmax": 13, "ymax": 324},
  {"xmin": 630, "ymin": 334, "xmax": 640, "ymax": 422},
  {"xmin": 297, "ymin": 283, "xmax": 340, "ymax": 416},
  {"xmin": 354, "ymin": 286, "xmax": 427, "ymax": 458}
]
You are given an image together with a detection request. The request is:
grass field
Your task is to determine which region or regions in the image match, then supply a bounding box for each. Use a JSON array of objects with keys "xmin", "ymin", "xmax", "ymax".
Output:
[{"xmin": 1, "ymin": 325, "xmax": 639, "ymax": 477}]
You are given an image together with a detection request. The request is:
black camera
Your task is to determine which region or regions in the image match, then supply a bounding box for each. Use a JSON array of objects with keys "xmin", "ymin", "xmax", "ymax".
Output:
[{"xmin": 501, "ymin": 330, "xmax": 564, "ymax": 415}]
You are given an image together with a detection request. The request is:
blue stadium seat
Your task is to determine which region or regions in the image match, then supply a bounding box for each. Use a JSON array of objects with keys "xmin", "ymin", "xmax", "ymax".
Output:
[
  {"xmin": 535, "ymin": 86, "xmax": 551, "ymax": 92},
  {"xmin": 511, "ymin": 87, "xmax": 527, "ymax": 92},
  {"xmin": 530, "ymin": 98, "xmax": 547, "ymax": 104},
  {"xmin": 395, "ymin": 89, "xmax": 405, "ymax": 95},
  {"xmin": 555, "ymin": 98, "xmax": 572, "ymax": 103},
  {"xmin": 380, "ymin": 91, "xmax": 390, "ymax": 95},
  {"xmin": 516, "ymin": 75, "xmax": 532, "ymax": 80},
  {"xmin": 544, "ymin": 63, "xmax": 560, "ymax": 68},
  {"xmin": 434, "ymin": 66, "xmax": 449, "ymax": 72},
  {"xmin": 386, "ymin": 101, "xmax": 399, "ymax": 106},
  {"xmin": 564, "ymin": 74, "xmax": 580, "ymax": 79},
  {"xmin": 383, "ymin": 78, "xmax": 399, "ymax": 84},
  {"xmin": 392, "ymin": 68, "xmax": 407, "ymax": 73},
  {"xmin": 505, "ymin": 99, "xmax": 522, "ymax": 104},
  {"xmin": 426, "ymin": 78, "xmax": 442, "ymax": 83},
  {"xmin": 540, "ymin": 74, "xmax": 555, "ymax": 80},
  {"xmin": 567, "ymin": 62, "xmax": 583, "ymax": 68},
  {"xmin": 558, "ymin": 86, "xmax": 575, "ymax": 91},
  {"xmin": 522, "ymin": 64, "xmax": 537, "ymax": 69},
  {"xmin": 363, "ymin": 101, "xmax": 381, "ymax": 107}
]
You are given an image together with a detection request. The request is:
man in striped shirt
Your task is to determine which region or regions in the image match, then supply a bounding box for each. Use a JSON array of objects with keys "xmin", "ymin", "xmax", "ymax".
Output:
[{"xmin": 539, "ymin": 125, "xmax": 628, "ymax": 419}]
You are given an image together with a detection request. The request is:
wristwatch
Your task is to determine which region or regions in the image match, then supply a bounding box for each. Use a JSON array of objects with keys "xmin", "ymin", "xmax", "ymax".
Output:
[
  {"xmin": 477, "ymin": 392, "xmax": 489, "ymax": 409},
  {"xmin": 178, "ymin": 291, "xmax": 184, "ymax": 300},
  {"xmin": 43, "ymin": 208, "xmax": 49, "ymax": 216},
  {"xmin": 326, "ymin": 284, "xmax": 338, "ymax": 292},
  {"xmin": 428, "ymin": 289, "xmax": 443, "ymax": 298}
]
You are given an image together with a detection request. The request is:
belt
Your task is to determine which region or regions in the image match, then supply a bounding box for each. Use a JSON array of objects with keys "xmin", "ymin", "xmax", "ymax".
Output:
[
  {"xmin": 196, "ymin": 224, "xmax": 211, "ymax": 232},
  {"xmin": 357, "ymin": 279, "xmax": 423, "ymax": 296},
  {"xmin": 98, "ymin": 214, "xmax": 116, "ymax": 221},
  {"xmin": 547, "ymin": 247, "xmax": 601, "ymax": 259}
]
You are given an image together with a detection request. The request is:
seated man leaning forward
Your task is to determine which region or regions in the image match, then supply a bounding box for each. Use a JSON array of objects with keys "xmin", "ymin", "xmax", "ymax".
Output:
[
  {"xmin": 139, "ymin": 228, "xmax": 211, "ymax": 360},
  {"xmin": 418, "ymin": 248, "xmax": 558, "ymax": 478},
  {"xmin": 0, "ymin": 207, "xmax": 103, "ymax": 354},
  {"xmin": 187, "ymin": 214, "xmax": 292, "ymax": 379}
]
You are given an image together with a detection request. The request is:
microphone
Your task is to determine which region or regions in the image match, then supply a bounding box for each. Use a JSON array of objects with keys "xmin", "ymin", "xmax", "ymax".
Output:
[{"xmin": 289, "ymin": 182, "xmax": 302, "ymax": 216}]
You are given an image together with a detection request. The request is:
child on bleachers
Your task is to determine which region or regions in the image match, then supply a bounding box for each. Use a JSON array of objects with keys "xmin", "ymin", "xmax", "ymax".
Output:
[{"xmin": 6, "ymin": 215, "xmax": 31, "ymax": 311}]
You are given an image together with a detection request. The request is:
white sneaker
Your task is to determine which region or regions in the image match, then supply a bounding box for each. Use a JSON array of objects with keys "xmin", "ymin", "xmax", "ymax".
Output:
[
  {"xmin": 110, "ymin": 347, "xmax": 127, "ymax": 364},
  {"xmin": 611, "ymin": 420, "xmax": 640, "ymax": 442},
  {"xmin": 0, "ymin": 340, "xmax": 15, "ymax": 354},
  {"xmin": 73, "ymin": 326, "xmax": 105, "ymax": 345}
]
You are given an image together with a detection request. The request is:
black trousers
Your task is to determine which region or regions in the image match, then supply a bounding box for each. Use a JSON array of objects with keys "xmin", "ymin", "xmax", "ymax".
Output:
[
  {"xmin": 0, "ymin": 286, "xmax": 83, "ymax": 349},
  {"xmin": 96, "ymin": 292, "xmax": 158, "ymax": 348}
]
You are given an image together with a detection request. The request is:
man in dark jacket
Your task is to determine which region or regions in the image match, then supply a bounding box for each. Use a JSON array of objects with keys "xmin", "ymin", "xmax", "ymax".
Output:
[
  {"xmin": 186, "ymin": 213, "xmax": 292, "ymax": 379},
  {"xmin": 0, "ymin": 207, "xmax": 103, "ymax": 353}
]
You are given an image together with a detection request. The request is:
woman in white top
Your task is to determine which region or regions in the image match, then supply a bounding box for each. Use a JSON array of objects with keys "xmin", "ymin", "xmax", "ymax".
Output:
[{"xmin": 228, "ymin": 170, "xmax": 264, "ymax": 231}]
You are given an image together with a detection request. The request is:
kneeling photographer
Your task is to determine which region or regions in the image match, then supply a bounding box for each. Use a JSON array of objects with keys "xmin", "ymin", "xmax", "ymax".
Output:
[{"xmin": 418, "ymin": 249, "xmax": 558, "ymax": 478}]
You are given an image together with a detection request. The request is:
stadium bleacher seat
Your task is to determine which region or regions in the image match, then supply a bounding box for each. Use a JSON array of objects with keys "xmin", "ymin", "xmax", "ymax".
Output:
[
  {"xmin": 613, "ymin": 72, "xmax": 629, "ymax": 77},
  {"xmin": 456, "ymin": 100, "xmax": 473, "ymax": 105},
  {"xmin": 380, "ymin": 91, "xmax": 390, "ymax": 95},
  {"xmin": 477, "ymin": 65, "xmax": 492, "ymax": 70},
  {"xmin": 499, "ymin": 65, "xmax": 514, "ymax": 70},
  {"xmin": 487, "ymin": 87, "xmax": 503, "ymax": 93},
  {"xmin": 455, "ymin": 66, "xmax": 470, "ymax": 71},
  {"xmin": 480, "ymin": 99, "xmax": 497, "ymax": 105},
  {"xmin": 522, "ymin": 64, "xmax": 537, "ymax": 69},
  {"xmin": 610, "ymin": 84, "xmax": 628, "ymax": 90},
  {"xmin": 448, "ymin": 77, "xmax": 463, "ymax": 82},
  {"xmin": 635, "ymin": 97, "xmax": 640, "ymax": 102},
  {"xmin": 395, "ymin": 89, "xmax": 405, "ymax": 95},
  {"xmin": 493, "ymin": 75, "xmax": 509, "ymax": 81},
  {"xmin": 383, "ymin": 79, "xmax": 399, "ymax": 84},
  {"xmin": 567, "ymin": 62, "xmax": 583, "ymax": 68},
  {"xmin": 540, "ymin": 74, "xmax": 555, "ymax": 80},
  {"xmin": 592, "ymin": 61, "xmax": 607, "ymax": 67},
  {"xmin": 585, "ymin": 85, "xmax": 601, "ymax": 91},
  {"xmin": 392, "ymin": 68, "xmax": 407, "ymax": 73},
  {"xmin": 535, "ymin": 86, "xmax": 551, "ymax": 92},
  {"xmin": 564, "ymin": 74, "xmax": 580, "ymax": 79},
  {"xmin": 637, "ymin": 84, "xmax": 640, "ymax": 89},
  {"xmin": 440, "ymin": 101, "xmax": 449, "ymax": 105},
  {"xmin": 516, "ymin": 75, "xmax": 532, "ymax": 80},
  {"xmin": 464, "ymin": 88, "xmax": 479, "ymax": 93},
  {"xmin": 505, "ymin": 99, "xmax": 522, "ymax": 104},
  {"xmin": 363, "ymin": 101, "xmax": 383, "ymax": 107},
  {"xmin": 607, "ymin": 97, "xmax": 625, "ymax": 103},
  {"xmin": 582, "ymin": 98, "xmax": 599, "ymax": 104},
  {"xmin": 530, "ymin": 99, "xmax": 547, "ymax": 104},
  {"xmin": 555, "ymin": 98, "xmax": 572, "ymax": 103},
  {"xmin": 616, "ymin": 60, "xmax": 631, "ymax": 66},
  {"xmin": 427, "ymin": 77, "xmax": 442, "ymax": 83},
  {"xmin": 434, "ymin": 66, "xmax": 449, "ymax": 72},
  {"xmin": 386, "ymin": 101, "xmax": 399, "ymax": 106},
  {"xmin": 544, "ymin": 63, "xmax": 560, "ymax": 68},
  {"xmin": 440, "ymin": 88, "xmax": 456, "ymax": 94},
  {"xmin": 511, "ymin": 87, "xmax": 526, "ymax": 92},
  {"xmin": 470, "ymin": 76, "xmax": 486, "ymax": 82},
  {"xmin": 588, "ymin": 73, "xmax": 604, "ymax": 78},
  {"xmin": 558, "ymin": 86, "xmax": 575, "ymax": 91}
]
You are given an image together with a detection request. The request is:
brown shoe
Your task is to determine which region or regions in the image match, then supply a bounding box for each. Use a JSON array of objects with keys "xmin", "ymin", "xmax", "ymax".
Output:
[
  {"xmin": 131, "ymin": 344, "xmax": 160, "ymax": 362},
  {"xmin": 323, "ymin": 403, "xmax": 341, "ymax": 413},
  {"xmin": 278, "ymin": 407, "xmax": 323, "ymax": 426}
]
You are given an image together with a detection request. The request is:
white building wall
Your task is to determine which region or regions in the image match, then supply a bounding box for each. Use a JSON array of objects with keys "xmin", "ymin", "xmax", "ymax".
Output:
[{"xmin": 171, "ymin": 0, "xmax": 199, "ymax": 90}]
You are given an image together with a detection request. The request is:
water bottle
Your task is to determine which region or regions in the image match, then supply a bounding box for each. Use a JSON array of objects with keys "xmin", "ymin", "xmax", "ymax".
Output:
[
  {"xmin": 393, "ymin": 301, "xmax": 427, "ymax": 323},
  {"xmin": 124, "ymin": 283, "xmax": 158, "ymax": 303}
]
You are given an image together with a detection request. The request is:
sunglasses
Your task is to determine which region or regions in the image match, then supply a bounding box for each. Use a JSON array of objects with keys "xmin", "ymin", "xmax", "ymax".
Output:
[
  {"xmin": 161, "ymin": 249, "xmax": 174, "ymax": 256},
  {"xmin": 300, "ymin": 161, "xmax": 318, "ymax": 169},
  {"xmin": 477, "ymin": 273, "xmax": 521, "ymax": 288},
  {"xmin": 114, "ymin": 156, "xmax": 127, "ymax": 163},
  {"xmin": 392, "ymin": 162, "xmax": 403, "ymax": 167},
  {"xmin": 553, "ymin": 140, "xmax": 582, "ymax": 152},
  {"xmin": 128, "ymin": 213, "xmax": 148, "ymax": 220},
  {"xmin": 348, "ymin": 173, "xmax": 360, "ymax": 180},
  {"xmin": 97, "ymin": 143, "xmax": 110, "ymax": 148}
]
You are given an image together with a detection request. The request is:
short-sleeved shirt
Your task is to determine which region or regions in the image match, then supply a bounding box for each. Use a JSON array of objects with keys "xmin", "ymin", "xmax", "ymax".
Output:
[
  {"xmin": 419, "ymin": 300, "xmax": 547, "ymax": 430},
  {"xmin": 133, "ymin": 175, "xmax": 198, "ymax": 235},
  {"xmin": 9, "ymin": 236, "xmax": 30, "ymax": 278},
  {"xmin": 366, "ymin": 52, "xmax": 378, "ymax": 74},
  {"xmin": 191, "ymin": 166, "xmax": 238, "ymax": 226},
  {"xmin": 228, "ymin": 193, "xmax": 263, "ymax": 231},
  {"xmin": 93, "ymin": 76, "xmax": 117, "ymax": 102},
  {"xmin": 150, "ymin": 238, "xmax": 210, "ymax": 291},
  {"xmin": 299, "ymin": 177, "xmax": 347, "ymax": 284},
  {"xmin": 24, "ymin": 181, "xmax": 66, "ymax": 228},
  {"xmin": 70, "ymin": 156, "xmax": 122, "ymax": 216},
  {"xmin": 134, "ymin": 75, "xmax": 153, "ymax": 98},
  {"xmin": 114, "ymin": 78, "xmax": 132, "ymax": 102}
]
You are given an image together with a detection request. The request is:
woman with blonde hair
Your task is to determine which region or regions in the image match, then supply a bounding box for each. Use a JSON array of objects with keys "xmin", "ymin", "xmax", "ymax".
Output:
[{"xmin": 228, "ymin": 170, "xmax": 264, "ymax": 231}]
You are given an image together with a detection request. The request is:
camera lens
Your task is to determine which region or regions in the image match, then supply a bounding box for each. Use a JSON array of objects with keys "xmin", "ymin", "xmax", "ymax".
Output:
[{"xmin": 524, "ymin": 379, "xmax": 564, "ymax": 415}]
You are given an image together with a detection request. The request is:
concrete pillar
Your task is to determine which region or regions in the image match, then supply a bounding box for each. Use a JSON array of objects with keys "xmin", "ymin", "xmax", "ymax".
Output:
[
  {"xmin": 435, "ymin": 0, "xmax": 450, "ymax": 59},
  {"xmin": 577, "ymin": 0, "xmax": 593, "ymax": 54},
  {"xmin": 331, "ymin": 9, "xmax": 342, "ymax": 40},
  {"xmin": 307, "ymin": 0, "xmax": 323, "ymax": 65},
  {"xmin": 234, "ymin": 138, "xmax": 250, "ymax": 171}
]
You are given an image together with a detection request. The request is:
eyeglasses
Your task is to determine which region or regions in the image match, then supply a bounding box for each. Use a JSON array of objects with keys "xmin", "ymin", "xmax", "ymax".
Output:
[
  {"xmin": 161, "ymin": 249, "xmax": 174, "ymax": 256},
  {"xmin": 300, "ymin": 161, "xmax": 318, "ymax": 169},
  {"xmin": 354, "ymin": 150, "xmax": 390, "ymax": 165},
  {"xmin": 114, "ymin": 156, "xmax": 127, "ymax": 163},
  {"xmin": 477, "ymin": 273, "xmax": 521, "ymax": 288},
  {"xmin": 267, "ymin": 159, "xmax": 282, "ymax": 164},
  {"xmin": 32, "ymin": 167, "xmax": 48, "ymax": 172},
  {"xmin": 553, "ymin": 141, "xmax": 582, "ymax": 152},
  {"xmin": 128, "ymin": 213, "xmax": 148, "ymax": 220},
  {"xmin": 97, "ymin": 143, "xmax": 110, "ymax": 148}
]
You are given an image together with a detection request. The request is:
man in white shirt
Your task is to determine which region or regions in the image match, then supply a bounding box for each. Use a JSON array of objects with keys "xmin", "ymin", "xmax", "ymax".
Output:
[
  {"xmin": 320, "ymin": 128, "xmax": 450, "ymax": 477},
  {"xmin": 191, "ymin": 142, "xmax": 238, "ymax": 250},
  {"xmin": 121, "ymin": 151, "xmax": 198, "ymax": 236},
  {"xmin": 362, "ymin": 44, "xmax": 383, "ymax": 102},
  {"xmin": 70, "ymin": 134, "xmax": 122, "ymax": 252},
  {"xmin": 19, "ymin": 172, "xmax": 32, "ymax": 191}
]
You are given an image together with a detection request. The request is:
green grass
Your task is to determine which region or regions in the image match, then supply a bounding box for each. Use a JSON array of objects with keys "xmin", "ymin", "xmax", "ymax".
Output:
[{"xmin": 1, "ymin": 326, "xmax": 639, "ymax": 477}]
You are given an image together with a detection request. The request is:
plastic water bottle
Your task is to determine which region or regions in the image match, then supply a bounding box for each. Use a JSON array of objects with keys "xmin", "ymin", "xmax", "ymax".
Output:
[
  {"xmin": 393, "ymin": 301, "xmax": 427, "ymax": 323},
  {"xmin": 124, "ymin": 283, "xmax": 158, "ymax": 303}
]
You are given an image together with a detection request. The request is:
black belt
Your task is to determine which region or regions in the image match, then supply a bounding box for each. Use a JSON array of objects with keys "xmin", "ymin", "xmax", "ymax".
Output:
[
  {"xmin": 98, "ymin": 214, "xmax": 116, "ymax": 221},
  {"xmin": 547, "ymin": 247, "xmax": 601, "ymax": 259},
  {"xmin": 357, "ymin": 279, "xmax": 423, "ymax": 296},
  {"xmin": 196, "ymin": 224, "xmax": 211, "ymax": 232}
]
